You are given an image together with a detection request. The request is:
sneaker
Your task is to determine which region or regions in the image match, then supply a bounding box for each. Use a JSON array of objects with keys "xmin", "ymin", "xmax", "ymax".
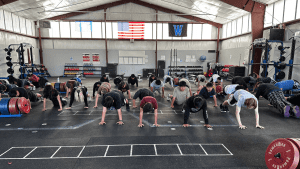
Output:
[
  {"xmin": 181, "ymin": 109, "xmax": 185, "ymax": 113},
  {"xmin": 220, "ymin": 104, "xmax": 226, "ymax": 112},
  {"xmin": 167, "ymin": 94, "xmax": 171, "ymax": 101},
  {"xmin": 293, "ymin": 106, "xmax": 300, "ymax": 118},
  {"xmin": 284, "ymin": 105, "xmax": 290, "ymax": 118},
  {"xmin": 126, "ymin": 104, "xmax": 130, "ymax": 111},
  {"xmin": 225, "ymin": 106, "xmax": 230, "ymax": 112}
]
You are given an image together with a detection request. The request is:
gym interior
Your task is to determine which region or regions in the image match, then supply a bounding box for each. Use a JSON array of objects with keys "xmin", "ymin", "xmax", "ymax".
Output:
[{"xmin": 0, "ymin": 0, "xmax": 300, "ymax": 168}]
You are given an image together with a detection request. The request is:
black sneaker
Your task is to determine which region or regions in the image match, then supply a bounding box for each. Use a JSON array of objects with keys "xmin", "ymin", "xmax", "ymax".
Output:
[
  {"xmin": 220, "ymin": 104, "xmax": 226, "ymax": 112},
  {"xmin": 225, "ymin": 105, "xmax": 229, "ymax": 112},
  {"xmin": 126, "ymin": 104, "xmax": 130, "ymax": 112}
]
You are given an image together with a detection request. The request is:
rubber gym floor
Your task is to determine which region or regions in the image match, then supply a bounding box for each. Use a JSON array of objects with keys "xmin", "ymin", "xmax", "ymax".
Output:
[{"xmin": 0, "ymin": 77, "xmax": 299, "ymax": 169}]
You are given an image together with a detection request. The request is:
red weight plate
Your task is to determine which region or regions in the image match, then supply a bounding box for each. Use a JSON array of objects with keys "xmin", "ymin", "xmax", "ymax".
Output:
[
  {"xmin": 286, "ymin": 138, "xmax": 300, "ymax": 152},
  {"xmin": 9, "ymin": 97, "xmax": 19, "ymax": 114},
  {"xmin": 265, "ymin": 138, "xmax": 299, "ymax": 169},
  {"xmin": 17, "ymin": 97, "xmax": 31, "ymax": 114}
]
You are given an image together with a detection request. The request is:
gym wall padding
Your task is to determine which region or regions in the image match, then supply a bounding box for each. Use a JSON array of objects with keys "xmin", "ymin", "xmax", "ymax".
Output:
[
  {"xmin": 218, "ymin": 34, "xmax": 253, "ymax": 76},
  {"xmin": 0, "ymin": 31, "xmax": 40, "ymax": 78}
]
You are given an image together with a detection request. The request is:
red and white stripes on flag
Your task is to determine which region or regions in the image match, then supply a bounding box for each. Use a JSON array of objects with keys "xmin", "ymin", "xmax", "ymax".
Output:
[{"xmin": 118, "ymin": 22, "xmax": 144, "ymax": 39}]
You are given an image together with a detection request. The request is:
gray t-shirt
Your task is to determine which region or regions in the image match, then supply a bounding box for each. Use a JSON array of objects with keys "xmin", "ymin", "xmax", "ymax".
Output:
[
  {"xmin": 173, "ymin": 86, "xmax": 190, "ymax": 105},
  {"xmin": 234, "ymin": 89, "xmax": 257, "ymax": 108}
]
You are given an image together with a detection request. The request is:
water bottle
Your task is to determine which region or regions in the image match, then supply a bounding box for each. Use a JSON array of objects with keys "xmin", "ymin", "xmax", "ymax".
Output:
[{"xmin": 57, "ymin": 77, "xmax": 60, "ymax": 83}]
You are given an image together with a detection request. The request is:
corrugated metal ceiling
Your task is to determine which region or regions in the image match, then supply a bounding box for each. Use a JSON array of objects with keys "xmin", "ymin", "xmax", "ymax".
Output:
[{"xmin": 0, "ymin": 0, "xmax": 278, "ymax": 24}]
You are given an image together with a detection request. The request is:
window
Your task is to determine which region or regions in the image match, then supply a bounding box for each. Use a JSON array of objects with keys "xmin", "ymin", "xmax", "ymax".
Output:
[
  {"xmin": 273, "ymin": 0, "xmax": 284, "ymax": 25},
  {"xmin": 82, "ymin": 21, "xmax": 92, "ymax": 38},
  {"xmin": 112, "ymin": 22, "xmax": 118, "ymax": 39},
  {"xmin": 163, "ymin": 23, "xmax": 172, "ymax": 40},
  {"xmin": 144, "ymin": 23, "xmax": 152, "ymax": 39},
  {"xmin": 60, "ymin": 22, "xmax": 70, "ymax": 38},
  {"xmin": 242, "ymin": 15, "xmax": 249, "ymax": 33},
  {"xmin": 192, "ymin": 24, "xmax": 202, "ymax": 39},
  {"xmin": 264, "ymin": 3, "xmax": 274, "ymax": 27},
  {"xmin": 182, "ymin": 24, "xmax": 192, "ymax": 39},
  {"xmin": 26, "ymin": 19, "xmax": 33, "ymax": 36},
  {"xmin": 156, "ymin": 23, "xmax": 162, "ymax": 39},
  {"xmin": 284, "ymin": 0, "xmax": 297, "ymax": 22},
  {"xmin": 297, "ymin": 0, "xmax": 300, "ymax": 19},
  {"xmin": 20, "ymin": 17, "xmax": 26, "ymax": 34},
  {"xmin": 4, "ymin": 10, "xmax": 12, "ymax": 31},
  {"xmin": 92, "ymin": 22, "xmax": 102, "ymax": 38},
  {"xmin": 70, "ymin": 22, "xmax": 81, "ymax": 38},
  {"xmin": 0, "ymin": 10, "xmax": 5, "ymax": 29},
  {"xmin": 237, "ymin": 17, "xmax": 242, "ymax": 35},
  {"xmin": 248, "ymin": 14, "xmax": 252, "ymax": 32},
  {"xmin": 102, "ymin": 22, "xmax": 106, "ymax": 38},
  {"xmin": 227, "ymin": 22, "xmax": 231, "ymax": 37},
  {"xmin": 50, "ymin": 21, "xmax": 59, "ymax": 37},
  {"xmin": 152, "ymin": 23, "xmax": 156, "ymax": 39},
  {"xmin": 202, "ymin": 24, "xmax": 212, "ymax": 39},
  {"xmin": 222, "ymin": 23, "xmax": 227, "ymax": 38},
  {"xmin": 12, "ymin": 14, "xmax": 20, "ymax": 33},
  {"xmin": 231, "ymin": 20, "xmax": 237, "ymax": 37}
]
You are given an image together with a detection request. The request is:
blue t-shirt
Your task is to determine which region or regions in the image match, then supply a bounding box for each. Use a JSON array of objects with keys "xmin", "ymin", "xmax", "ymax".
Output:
[
  {"xmin": 150, "ymin": 80, "xmax": 164, "ymax": 90},
  {"xmin": 234, "ymin": 90, "xmax": 257, "ymax": 108},
  {"xmin": 199, "ymin": 87, "xmax": 215, "ymax": 99},
  {"xmin": 275, "ymin": 80, "xmax": 294, "ymax": 91}
]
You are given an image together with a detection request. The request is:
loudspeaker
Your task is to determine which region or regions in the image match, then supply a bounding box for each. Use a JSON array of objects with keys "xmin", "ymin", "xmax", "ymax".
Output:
[
  {"xmin": 229, "ymin": 67, "xmax": 245, "ymax": 76},
  {"xmin": 269, "ymin": 29, "xmax": 284, "ymax": 41},
  {"xmin": 158, "ymin": 60, "xmax": 165, "ymax": 69},
  {"xmin": 157, "ymin": 69, "xmax": 164, "ymax": 78}
]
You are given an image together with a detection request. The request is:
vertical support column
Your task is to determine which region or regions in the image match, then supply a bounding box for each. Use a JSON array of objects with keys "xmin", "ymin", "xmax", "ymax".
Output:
[
  {"xmin": 251, "ymin": 2, "xmax": 265, "ymax": 74},
  {"xmin": 27, "ymin": 49, "xmax": 31, "ymax": 64},
  {"xmin": 216, "ymin": 27, "xmax": 220, "ymax": 63},
  {"xmin": 104, "ymin": 8, "xmax": 108, "ymax": 66},
  {"xmin": 38, "ymin": 27, "xmax": 44, "ymax": 64},
  {"xmin": 155, "ymin": 10, "xmax": 158, "ymax": 75},
  {"xmin": 288, "ymin": 38, "xmax": 296, "ymax": 79},
  {"xmin": 30, "ymin": 47, "xmax": 34, "ymax": 73}
]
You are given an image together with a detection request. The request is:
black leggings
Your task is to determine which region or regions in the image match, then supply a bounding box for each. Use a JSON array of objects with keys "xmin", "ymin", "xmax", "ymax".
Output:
[{"xmin": 69, "ymin": 87, "xmax": 88, "ymax": 107}]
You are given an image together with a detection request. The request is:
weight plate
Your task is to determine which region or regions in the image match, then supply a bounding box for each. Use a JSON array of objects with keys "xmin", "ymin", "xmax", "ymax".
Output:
[
  {"xmin": 9, "ymin": 97, "xmax": 19, "ymax": 114},
  {"xmin": 286, "ymin": 138, "xmax": 300, "ymax": 152},
  {"xmin": 17, "ymin": 97, "xmax": 30, "ymax": 114},
  {"xmin": 54, "ymin": 83, "xmax": 60, "ymax": 91},
  {"xmin": 265, "ymin": 138, "xmax": 299, "ymax": 169}
]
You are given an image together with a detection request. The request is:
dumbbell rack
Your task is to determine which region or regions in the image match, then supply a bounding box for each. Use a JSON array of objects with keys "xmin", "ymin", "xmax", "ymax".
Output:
[
  {"xmin": 169, "ymin": 66, "xmax": 203, "ymax": 77},
  {"xmin": 63, "ymin": 64, "xmax": 102, "ymax": 77}
]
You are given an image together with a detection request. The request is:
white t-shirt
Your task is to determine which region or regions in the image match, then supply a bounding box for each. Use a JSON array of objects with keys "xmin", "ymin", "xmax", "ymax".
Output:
[
  {"xmin": 208, "ymin": 74, "xmax": 223, "ymax": 83},
  {"xmin": 163, "ymin": 75, "xmax": 173, "ymax": 87},
  {"xmin": 234, "ymin": 89, "xmax": 257, "ymax": 108},
  {"xmin": 173, "ymin": 86, "xmax": 190, "ymax": 105},
  {"xmin": 179, "ymin": 78, "xmax": 191, "ymax": 89},
  {"xmin": 150, "ymin": 80, "xmax": 164, "ymax": 90},
  {"xmin": 224, "ymin": 84, "xmax": 239, "ymax": 94},
  {"xmin": 197, "ymin": 75, "xmax": 206, "ymax": 81}
]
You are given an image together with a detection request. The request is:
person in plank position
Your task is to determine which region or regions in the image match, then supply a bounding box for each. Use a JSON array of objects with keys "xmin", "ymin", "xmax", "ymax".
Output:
[
  {"xmin": 132, "ymin": 88, "xmax": 154, "ymax": 108},
  {"xmin": 138, "ymin": 96, "xmax": 159, "ymax": 127},
  {"xmin": 220, "ymin": 89, "xmax": 264, "ymax": 130}
]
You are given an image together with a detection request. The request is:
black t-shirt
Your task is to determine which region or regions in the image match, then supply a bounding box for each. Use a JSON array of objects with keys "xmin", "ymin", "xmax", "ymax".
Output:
[
  {"xmin": 242, "ymin": 77, "xmax": 251, "ymax": 83},
  {"xmin": 149, "ymin": 76, "xmax": 157, "ymax": 87},
  {"xmin": 44, "ymin": 88, "xmax": 60, "ymax": 100},
  {"xmin": 9, "ymin": 87, "xmax": 29, "ymax": 99},
  {"xmin": 128, "ymin": 77, "xmax": 138, "ymax": 87},
  {"xmin": 260, "ymin": 77, "xmax": 272, "ymax": 83},
  {"xmin": 26, "ymin": 89, "xmax": 38, "ymax": 102},
  {"xmin": 199, "ymin": 87, "xmax": 215, "ymax": 99},
  {"xmin": 255, "ymin": 83, "xmax": 281, "ymax": 100},
  {"xmin": 287, "ymin": 94, "xmax": 300, "ymax": 106},
  {"xmin": 102, "ymin": 90, "xmax": 125, "ymax": 109},
  {"xmin": 185, "ymin": 95, "xmax": 206, "ymax": 109},
  {"xmin": 17, "ymin": 79, "xmax": 31, "ymax": 87},
  {"xmin": 118, "ymin": 83, "xmax": 129, "ymax": 92},
  {"xmin": 232, "ymin": 76, "xmax": 248, "ymax": 89},
  {"xmin": 133, "ymin": 88, "xmax": 154, "ymax": 100},
  {"xmin": 100, "ymin": 77, "xmax": 109, "ymax": 83}
]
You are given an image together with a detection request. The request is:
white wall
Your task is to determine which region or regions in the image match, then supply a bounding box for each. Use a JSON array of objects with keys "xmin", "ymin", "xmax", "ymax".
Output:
[
  {"xmin": 0, "ymin": 31, "xmax": 39, "ymax": 78},
  {"xmin": 219, "ymin": 34, "xmax": 252, "ymax": 76}
]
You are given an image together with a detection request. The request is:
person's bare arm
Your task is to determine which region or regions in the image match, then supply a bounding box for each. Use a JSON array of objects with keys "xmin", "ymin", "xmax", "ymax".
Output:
[
  {"xmin": 150, "ymin": 87, "xmax": 153, "ymax": 92},
  {"xmin": 42, "ymin": 98, "xmax": 47, "ymax": 111},
  {"xmin": 171, "ymin": 97, "xmax": 176, "ymax": 108},
  {"xmin": 254, "ymin": 106, "xmax": 264, "ymax": 129},
  {"xmin": 154, "ymin": 109, "xmax": 159, "ymax": 127},
  {"xmin": 213, "ymin": 95, "xmax": 218, "ymax": 107},
  {"xmin": 57, "ymin": 95, "xmax": 62, "ymax": 111},
  {"xmin": 128, "ymin": 90, "xmax": 132, "ymax": 99},
  {"xmin": 99, "ymin": 107, "xmax": 107, "ymax": 125},
  {"xmin": 235, "ymin": 106, "xmax": 246, "ymax": 129},
  {"xmin": 132, "ymin": 99, "xmax": 137, "ymax": 108},
  {"xmin": 138, "ymin": 107, "xmax": 144, "ymax": 127},
  {"xmin": 116, "ymin": 108, "xmax": 124, "ymax": 125},
  {"xmin": 94, "ymin": 94, "xmax": 99, "ymax": 108}
]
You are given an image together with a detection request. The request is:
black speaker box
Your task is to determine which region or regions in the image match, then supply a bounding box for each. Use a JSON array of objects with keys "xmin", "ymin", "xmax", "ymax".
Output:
[
  {"xmin": 269, "ymin": 29, "xmax": 284, "ymax": 41},
  {"xmin": 158, "ymin": 60, "xmax": 165, "ymax": 69}
]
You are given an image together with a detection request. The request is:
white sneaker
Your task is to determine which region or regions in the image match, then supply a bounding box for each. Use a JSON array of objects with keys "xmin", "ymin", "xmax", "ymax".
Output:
[{"xmin": 167, "ymin": 94, "xmax": 171, "ymax": 101}]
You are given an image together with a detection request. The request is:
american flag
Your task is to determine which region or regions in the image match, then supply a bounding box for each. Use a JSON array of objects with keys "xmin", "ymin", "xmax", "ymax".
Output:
[{"xmin": 118, "ymin": 22, "xmax": 144, "ymax": 39}]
